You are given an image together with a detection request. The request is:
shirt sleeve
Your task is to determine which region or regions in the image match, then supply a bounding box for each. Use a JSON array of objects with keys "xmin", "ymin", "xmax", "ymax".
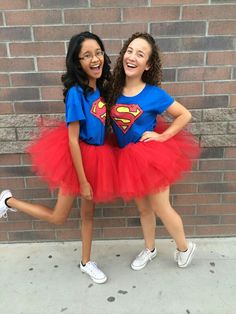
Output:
[
  {"xmin": 155, "ymin": 87, "xmax": 174, "ymax": 114},
  {"xmin": 65, "ymin": 86, "xmax": 86, "ymax": 124}
]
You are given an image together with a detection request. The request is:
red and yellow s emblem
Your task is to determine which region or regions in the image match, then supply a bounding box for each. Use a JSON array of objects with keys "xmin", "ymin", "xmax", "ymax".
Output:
[
  {"xmin": 111, "ymin": 104, "xmax": 143, "ymax": 133},
  {"xmin": 90, "ymin": 97, "xmax": 106, "ymax": 125}
]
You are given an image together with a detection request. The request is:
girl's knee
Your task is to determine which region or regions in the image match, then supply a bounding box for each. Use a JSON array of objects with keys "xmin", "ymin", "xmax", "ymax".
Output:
[{"xmin": 50, "ymin": 215, "xmax": 67, "ymax": 225}]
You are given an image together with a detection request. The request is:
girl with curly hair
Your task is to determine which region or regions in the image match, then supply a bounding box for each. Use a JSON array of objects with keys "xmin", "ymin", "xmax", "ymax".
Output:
[
  {"xmin": 108, "ymin": 32, "xmax": 200, "ymax": 270},
  {"xmin": 0, "ymin": 32, "xmax": 118, "ymax": 284}
]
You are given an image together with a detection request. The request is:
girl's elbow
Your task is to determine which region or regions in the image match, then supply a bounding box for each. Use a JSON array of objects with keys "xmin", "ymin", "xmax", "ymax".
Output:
[{"xmin": 186, "ymin": 111, "xmax": 192, "ymax": 122}]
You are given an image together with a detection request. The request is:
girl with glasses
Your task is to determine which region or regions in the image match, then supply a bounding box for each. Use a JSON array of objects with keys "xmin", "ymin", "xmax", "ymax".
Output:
[{"xmin": 0, "ymin": 32, "xmax": 118, "ymax": 284}]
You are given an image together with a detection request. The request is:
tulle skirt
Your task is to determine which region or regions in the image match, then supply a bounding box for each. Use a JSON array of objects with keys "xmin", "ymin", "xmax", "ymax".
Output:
[
  {"xmin": 114, "ymin": 117, "xmax": 201, "ymax": 201},
  {"xmin": 26, "ymin": 121, "xmax": 119, "ymax": 203}
]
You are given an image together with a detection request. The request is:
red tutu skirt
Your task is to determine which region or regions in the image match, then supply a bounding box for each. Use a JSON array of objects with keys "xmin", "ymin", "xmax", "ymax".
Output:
[
  {"xmin": 26, "ymin": 121, "xmax": 119, "ymax": 203},
  {"xmin": 114, "ymin": 117, "xmax": 201, "ymax": 201}
]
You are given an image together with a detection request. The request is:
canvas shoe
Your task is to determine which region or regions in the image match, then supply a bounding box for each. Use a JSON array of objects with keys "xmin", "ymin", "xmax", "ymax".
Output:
[
  {"xmin": 80, "ymin": 261, "xmax": 107, "ymax": 284},
  {"xmin": 131, "ymin": 248, "xmax": 157, "ymax": 270},
  {"xmin": 0, "ymin": 190, "xmax": 16, "ymax": 219},
  {"xmin": 174, "ymin": 242, "xmax": 196, "ymax": 268}
]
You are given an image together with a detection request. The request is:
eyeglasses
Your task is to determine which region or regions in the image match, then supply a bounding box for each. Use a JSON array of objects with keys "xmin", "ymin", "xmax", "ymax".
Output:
[{"xmin": 79, "ymin": 50, "xmax": 105, "ymax": 61}]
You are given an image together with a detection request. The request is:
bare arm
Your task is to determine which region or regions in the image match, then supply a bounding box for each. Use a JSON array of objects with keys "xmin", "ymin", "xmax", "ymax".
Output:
[
  {"xmin": 68, "ymin": 121, "xmax": 93, "ymax": 200},
  {"xmin": 140, "ymin": 101, "xmax": 192, "ymax": 142}
]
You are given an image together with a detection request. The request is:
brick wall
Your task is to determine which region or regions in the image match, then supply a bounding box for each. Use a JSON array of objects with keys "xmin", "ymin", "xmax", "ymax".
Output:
[{"xmin": 0, "ymin": 0, "xmax": 236, "ymax": 242}]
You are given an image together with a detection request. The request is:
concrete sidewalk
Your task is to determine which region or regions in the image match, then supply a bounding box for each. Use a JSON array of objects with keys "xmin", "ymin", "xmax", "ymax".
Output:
[{"xmin": 0, "ymin": 238, "xmax": 235, "ymax": 314}]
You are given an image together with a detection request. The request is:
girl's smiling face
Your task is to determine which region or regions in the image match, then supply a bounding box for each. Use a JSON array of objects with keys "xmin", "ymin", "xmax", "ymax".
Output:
[
  {"xmin": 123, "ymin": 37, "xmax": 151, "ymax": 79},
  {"xmin": 79, "ymin": 39, "xmax": 104, "ymax": 87}
]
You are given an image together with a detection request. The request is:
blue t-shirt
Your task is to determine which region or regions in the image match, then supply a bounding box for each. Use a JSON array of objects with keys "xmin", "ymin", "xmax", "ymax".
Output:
[
  {"xmin": 110, "ymin": 84, "xmax": 174, "ymax": 148},
  {"xmin": 65, "ymin": 86, "xmax": 106, "ymax": 145}
]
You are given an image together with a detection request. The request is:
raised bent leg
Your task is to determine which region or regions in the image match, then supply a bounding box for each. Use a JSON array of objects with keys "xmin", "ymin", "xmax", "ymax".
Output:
[{"xmin": 6, "ymin": 188, "xmax": 75, "ymax": 225}]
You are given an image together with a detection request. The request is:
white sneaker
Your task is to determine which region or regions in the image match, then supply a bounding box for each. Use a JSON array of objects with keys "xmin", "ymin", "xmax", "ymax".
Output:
[
  {"xmin": 174, "ymin": 242, "xmax": 196, "ymax": 268},
  {"xmin": 0, "ymin": 190, "xmax": 16, "ymax": 218},
  {"xmin": 131, "ymin": 248, "xmax": 157, "ymax": 270},
  {"xmin": 80, "ymin": 261, "xmax": 107, "ymax": 284}
]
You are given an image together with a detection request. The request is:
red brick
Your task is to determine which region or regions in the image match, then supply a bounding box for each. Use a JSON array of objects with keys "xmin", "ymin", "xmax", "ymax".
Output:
[
  {"xmin": 56, "ymin": 229, "xmax": 81, "ymax": 241},
  {"xmin": 173, "ymin": 194, "xmax": 221, "ymax": 205},
  {"xmin": 0, "ymin": 88, "xmax": 40, "ymax": 101},
  {"xmin": 183, "ymin": 215, "xmax": 219, "ymax": 225},
  {"xmin": 0, "ymin": 58, "xmax": 35, "ymax": 72},
  {"xmin": 198, "ymin": 183, "xmax": 235, "ymax": 193},
  {"xmin": 92, "ymin": 23, "xmax": 147, "ymax": 39},
  {"xmin": 0, "ymin": 0, "xmax": 28, "ymax": 9},
  {"xmin": 231, "ymin": 95, "xmax": 236, "ymax": 108},
  {"xmin": 12, "ymin": 188, "xmax": 52, "ymax": 200},
  {"xmin": 200, "ymin": 160, "xmax": 236, "ymax": 171},
  {"xmin": 207, "ymin": 51, "xmax": 236, "ymax": 65},
  {"xmin": 178, "ymin": 67, "xmax": 231, "ymax": 81},
  {"xmin": 196, "ymin": 225, "xmax": 236, "ymax": 236},
  {"xmin": 182, "ymin": 171, "xmax": 222, "ymax": 183},
  {"xmin": 5, "ymin": 10, "xmax": 62, "ymax": 26},
  {"xmin": 41, "ymin": 86, "xmax": 63, "ymax": 100},
  {"xmin": 94, "ymin": 218, "xmax": 126, "ymax": 228},
  {"xmin": 205, "ymin": 82, "xmax": 236, "ymax": 95},
  {"xmin": 170, "ymin": 183, "xmax": 197, "ymax": 194},
  {"xmin": 0, "ymin": 102, "xmax": 14, "ymax": 114},
  {"xmin": 103, "ymin": 227, "xmax": 143, "ymax": 238},
  {"xmin": 34, "ymin": 25, "xmax": 88, "ymax": 41},
  {"xmin": 209, "ymin": 20, "xmax": 236, "ymax": 35},
  {"xmin": 0, "ymin": 221, "xmax": 32, "ymax": 231},
  {"xmin": 197, "ymin": 204, "xmax": 236, "ymax": 215},
  {"xmin": 14, "ymin": 100, "xmax": 63, "ymax": 114},
  {"xmin": 103, "ymin": 207, "xmax": 138, "ymax": 217},
  {"xmin": 0, "ymin": 12, "xmax": 3, "ymax": 25},
  {"xmin": 64, "ymin": 8, "xmax": 120, "ymax": 23},
  {"xmin": 163, "ymin": 82, "xmax": 202, "ymax": 96},
  {"xmin": 224, "ymin": 172, "xmax": 236, "ymax": 181},
  {"xmin": 0, "ymin": 43, "xmax": 7, "ymax": 56},
  {"xmin": 183, "ymin": 5, "xmax": 236, "ymax": 20},
  {"xmin": 25, "ymin": 177, "xmax": 48, "ymax": 189},
  {"xmin": 222, "ymin": 194, "xmax": 236, "ymax": 203},
  {"xmin": 162, "ymin": 52, "xmax": 204, "ymax": 67},
  {"xmin": 37, "ymin": 57, "xmax": 65, "ymax": 71},
  {"xmin": 33, "ymin": 220, "xmax": 79, "ymax": 230},
  {"xmin": 91, "ymin": 0, "xmax": 148, "ymax": 6},
  {"xmin": 0, "ymin": 177, "xmax": 25, "ymax": 189},
  {"xmin": 9, "ymin": 231, "xmax": 56, "ymax": 241},
  {"xmin": 174, "ymin": 205, "xmax": 196, "ymax": 215},
  {"xmin": 9, "ymin": 42, "xmax": 65, "ymax": 57},
  {"xmin": 0, "ymin": 154, "xmax": 21, "ymax": 165},
  {"xmin": 176, "ymin": 95, "xmax": 229, "ymax": 109},
  {"xmin": 152, "ymin": 0, "xmax": 207, "ymax": 3},
  {"xmin": 224, "ymin": 148, "xmax": 236, "ymax": 158},
  {"xmin": 0, "ymin": 27, "xmax": 31, "ymax": 41},
  {"xmin": 11, "ymin": 73, "xmax": 60, "ymax": 87},
  {"xmin": 0, "ymin": 74, "xmax": 10, "ymax": 86},
  {"xmin": 221, "ymin": 215, "xmax": 236, "ymax": 224},
  {"xmin": 103, "ymin": 40, "xmax": 122, "ymax": 54},
  {"xmin": 0, "ymin": 232, "xmax": 8, "ymax": 241},
  {"xmin": 31, "ymin": 0, "xmax": 88, "ymax": 8},
  {"xmin": 123, "ymin": 7, "xmax": 179, "ymax": 22}
]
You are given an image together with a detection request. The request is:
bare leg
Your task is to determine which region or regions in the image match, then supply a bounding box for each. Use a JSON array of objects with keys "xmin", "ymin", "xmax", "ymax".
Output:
[
  {"xmin": 80, "ymin": 198, "xmax": 95, "ymax": 264},
  {"xmin": 6, "ymin": 188, "xmax": 75, "ymax": 225},
  {"xmin": 148, "ymin": 187, "xmax": 188, "ymax": 251},
  {"xmin": 135, "ymin": 196, "xmax": 156, "ymax": 250}
]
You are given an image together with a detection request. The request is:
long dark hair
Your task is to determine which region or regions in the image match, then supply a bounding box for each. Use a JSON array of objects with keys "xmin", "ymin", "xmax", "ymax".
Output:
[
  {"xmin": 107, "ymin": 32, "xmax": 162, "ymax": 107},
  {"xmin": 61, "ymin": 31, "xmax": 111, "ymax": 100}
]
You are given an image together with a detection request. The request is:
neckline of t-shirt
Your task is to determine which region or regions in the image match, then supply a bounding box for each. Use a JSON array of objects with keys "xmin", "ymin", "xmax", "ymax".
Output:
[{"xmin": 121, "ymin": 84, "xmax": 148, "ymax": 99}]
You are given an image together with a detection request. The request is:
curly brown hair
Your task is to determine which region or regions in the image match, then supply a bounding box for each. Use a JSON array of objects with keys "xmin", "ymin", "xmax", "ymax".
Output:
[{"xmin": 106, "ymin": 32, "xmax": 162, "ymax": 107}]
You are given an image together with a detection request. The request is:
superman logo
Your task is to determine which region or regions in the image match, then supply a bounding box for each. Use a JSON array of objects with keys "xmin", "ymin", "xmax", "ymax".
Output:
[
  {"xmin": 110, "ymin": 104, "xmax": 143, "ymax": 133},
  {"xmin": 90, "ymin": 97, "xmax": 106, "ymax": 125}
]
